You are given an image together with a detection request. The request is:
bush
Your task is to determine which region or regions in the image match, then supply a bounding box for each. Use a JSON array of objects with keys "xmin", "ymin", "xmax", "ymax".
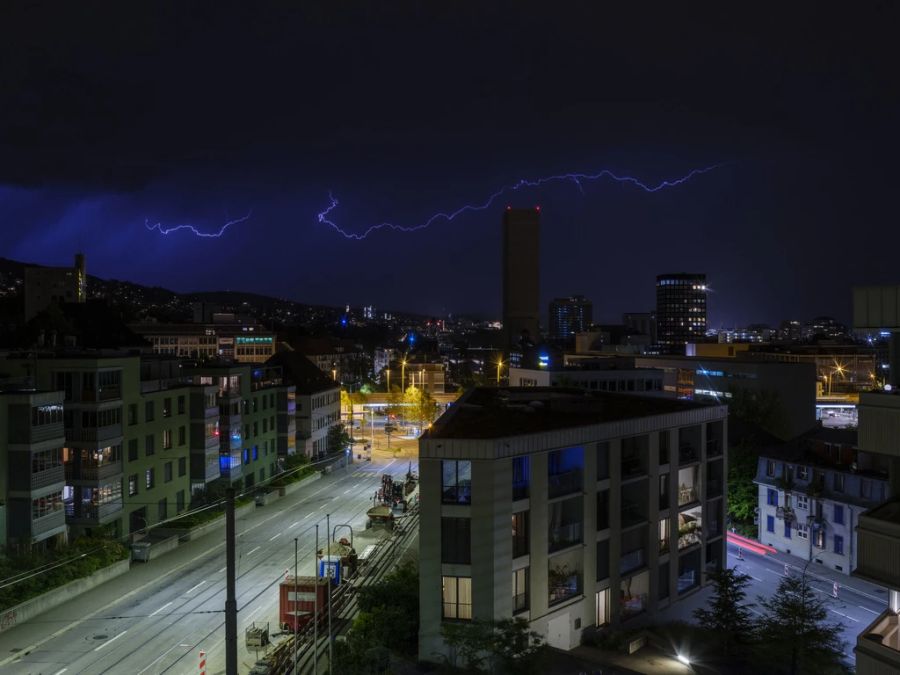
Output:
[{"xmin": 0, "ymin": 537, "xmax": 129, "ymax": 611}]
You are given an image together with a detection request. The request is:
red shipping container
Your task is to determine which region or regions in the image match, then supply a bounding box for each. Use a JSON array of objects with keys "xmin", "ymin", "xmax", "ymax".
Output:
[{"xmin": 279, "ymin": 576, "xmax": 329, "ymax": 632}]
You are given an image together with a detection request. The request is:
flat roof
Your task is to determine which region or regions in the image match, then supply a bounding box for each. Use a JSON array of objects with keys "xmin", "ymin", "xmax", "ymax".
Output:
[
  {"xmin": 425, "ymin": 387, "xmax": 719, "ymax": 440},
  {"xmin": 862, "ymin": 499, "xmax": 900, "ymax": 525}
]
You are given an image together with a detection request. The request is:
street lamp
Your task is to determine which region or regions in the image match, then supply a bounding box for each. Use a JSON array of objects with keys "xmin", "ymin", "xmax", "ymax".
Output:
[
  {"xmin": 496, "ymin": 358, "xmax": 503, "ymax": 385},
  {"xmin": 401, "ymin": 359, "xmax": 407, "ymax": 393},
  {"xmin": 828, "ymin": 365, "xmax": 846, "ymax": 396},
  {"xmin": 386, "ymin": 368, "xmax": 391, "ymax": 392}
]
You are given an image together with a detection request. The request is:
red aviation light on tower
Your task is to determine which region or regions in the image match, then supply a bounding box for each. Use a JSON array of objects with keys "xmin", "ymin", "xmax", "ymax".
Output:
[{"xmin": 535, "ymin": 205, "xmax": 541, "ymax": 212}]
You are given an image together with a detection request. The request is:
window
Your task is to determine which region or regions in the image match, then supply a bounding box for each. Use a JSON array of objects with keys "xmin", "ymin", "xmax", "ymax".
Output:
[
  {"xmin": 163, "ymin": 398, "xmax": 172, "ymax": 417},
  {"xmin": 31, "ymin": 447, "xmax": 63, "ymax": 473},
  {"xmin": 659, "ymin": 473, "xmax": 669, "ymax": 510},
  {"xmin": 548, "ymin": 446, "xmax": 584, "ymax": 498},
  {"xmin": 243, "ymin": 449, "xmax": 250, "ymax": 465},
  {"xmin": 512, "ymin": 511, "xmax": 529, "ymax": 558},
  {"xmin": 145, "ymin": 435, "xmax": 155, "ymax": 456},
  {"xmin": 784, "ymin": 521, "xmax": 791, "ymax": 538},
  {"xmin": 128, "ymin": 439, "xmax": 138, "ymax": 461},
  {"xmin": 32, "ymin": 491, "xmax": 63, "ymax": 519},
  {"xmin": 659, "ymin": 562, "xmax": 670, "ymax": 600},
  {"xmin": 145, "ymin": 401, "xmax": 154, "ymax": 422},
  {"xmin": 815, "ymin": 527, "xmax": 825, "ymax": 549},
  {"xmin": 833, "ymin": 473, "xmax": 845, "ymax": 493},
  {"xmin": 158, "ymin": 498, "xmax": 167, "ymax": 521},
  {"xmin": 659, "ymin": 517, "xmax": 670, "ymax": 553},
  {"xmin": 596, "ymin": 539, "xmax": 610, "ymax": 580},
  {"xmin": 164, "ymin": 462, "xmax": 173, "ymax": 483},
  {"xmin": 796, "ymin": 495, "xmax": 808, "ymax": 510},
  {"xmin": 176, "ymin": 490, "xmax": 185, "ymax": 513},
  {"xmin": 597, "ymin": 490, "xmax": 609, "ymax": 530},
  {"xmin": 797, "ymin": 523, "xmax": 809, "ymax": 539},
  {"xmin": 597, "ymin": 441, "xmax": 610, "ymax": 480},
  {"xmin": 766, "ymin": 460, "xmax": 776, "ymax": 477},
  {"xmin": 512, "ymin": 567, "xmax": 529, "ymax": 612},
  {"xmin": 146, "ymin": 468, "xmax": 155, "ymax": 489},
  {"xmin": 767, "ymin": 488, "xmax": 778, "ymax": 506},
  {"xmin": 441, "ymin": 517, "xmax": 471, "ymax": 564},
  {"xmin": 834, "ymin": 535, "xmax": 844, "ymax": 555},
  {"xmin": 766, "ymin": 515, "xmax": 775, "ymax": 533},
  {"xmin": 596, "ymin": 588, "xmax": 610, "ymax": 626},
  {"xmin": 548, "ymin": 496, "xmax": 583, "ymax": 552},
  {"xmin": 253, "ymin": 445, "xmax": 259, "ymax": 460},
  {"xmin": 178, "ymin": 426, "xmax": 186, "ymax": 446},
  {"xmin": 177, "ymin": 396, "xmax": 185, "ymax": 415},
  {"xmin": 512, "ymin": 456, "xmax": 529, "ymax": 500},
  {"xmin": 797, "ymin": 465, "xmax": 809, "ymax": 480},
  {"xmin": 441, "ymin": 460, "xmax": 472, "ymax": 505},
  {"xmin": 861, "ymin": 479, "xmax": 871, "ymax": 499},
  {"xmin": 163, "ymin": 429, "xmax": 173, "ymax": 449},
  {"xmin": 441, "ymin": 576, "xmax": 472, "ymax": 620},
  {"xmin": 128, "ymin": 474, "xmax": 138, "ymax": 496},
  {"xmin": 833, "ymin": 504, "xmax": 844, "ymax": 525},
  {"xmin": 659, "ymin": 431, "xmax": 670, "ymax": 465},
  {"xmin": 178, "ymin": 457, "xmax": 186, "ymax": 477}
]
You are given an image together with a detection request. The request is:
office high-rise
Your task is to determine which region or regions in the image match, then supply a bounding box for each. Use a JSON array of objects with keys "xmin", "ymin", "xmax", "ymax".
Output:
[
  {"xmin": 656, "ymin": 273, "xmax": 707, "ymax": 351},
  {"xmin": 502, "ymin": 207, "xmax": 541, "ymax": 348},
  {"xmin": 549, "ymin": 295, "xmax": 592, "ymax": 341}
]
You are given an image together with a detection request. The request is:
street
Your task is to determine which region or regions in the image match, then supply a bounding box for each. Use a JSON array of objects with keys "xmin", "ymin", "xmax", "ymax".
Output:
[
  {"xmin": 726, "ymin": 541, "xmax": 886, "ymax": 661},
  {"xmin": 0, "ymin": 456, "xmax": 416, "ymax": 675}
]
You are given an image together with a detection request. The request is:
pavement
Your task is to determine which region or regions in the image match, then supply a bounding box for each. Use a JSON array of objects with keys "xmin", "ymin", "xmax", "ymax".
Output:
[{"xmin": 0, "ymin": 456, "xmax": 416, "ymax": 675}]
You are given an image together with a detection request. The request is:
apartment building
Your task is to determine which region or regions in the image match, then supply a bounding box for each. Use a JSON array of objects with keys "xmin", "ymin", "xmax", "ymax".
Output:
[
  {"xmin": 131, "ymin": 318, "xmax": 276, "ymax": 363},
  {"xmin": 509, "ymin": 360, "xmax": 664, "ymax": 396},
  {"xmin": 418, "ymin": 387, "xmax": 727, "ymax": 662},
  {"xmin": 0, "ymin": 386, "xmax": 68, "ymax": 553},
  {"xmin": 754, "ymin": 428, "xmax": 891, "ymax": 575}
]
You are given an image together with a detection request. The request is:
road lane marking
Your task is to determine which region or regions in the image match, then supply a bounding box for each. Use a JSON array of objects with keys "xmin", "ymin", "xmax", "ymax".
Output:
[
  {"xmin": 860, "ymin": 606, "xmax": 881, "ymax": 615},
  {"xmin": 218, "ymin": 566, "xmax": 226, "ymax": 574},
  {"xmin": 343, "ymin": 489, "xmax": 352, "ymax": 494},
  {"xmin": 149, "ymin": 601, "xmax": 173, "ymax": 617},
  {"xmin": 94, "ymin": 629, "xmax": 128, "ymax": 651},
  {"xmin": 52, "ymin": 669, "xmax": 67, "ymax": 675},
  {"xmin": 289, "ymin": 521, "xmax": 300, "ymax": 528},
  {"xmin": 830, "ymin": 609, "xmax": 859, "ymax": 622},
  {"xmin": 269, "ymin": 533, "xmax": 282, "ymax": 541},
  {"xmin": 185, "ymin": 580, "xmax": 207, "ymax": 595},
  {"xmin": 749, "ymin": 575, "xmax": 763, "ymax": 582},
  {"xmin": 247, "ymin": 546, "xmax": 261, "ymax": 555},
  {"xmin": 243, "ymin": 605, "xmax": 264, "ymax": 622},
  {"xmin": 137, "ymin": 639, "xmax": 190, "ymax": 674},
  {"xmin": 303, "ymin": 513, "xmax": 312, "ymax": 519},
  {"xmin": 319, "ymin": 504, "xmax": 327, "ymax": 510}
]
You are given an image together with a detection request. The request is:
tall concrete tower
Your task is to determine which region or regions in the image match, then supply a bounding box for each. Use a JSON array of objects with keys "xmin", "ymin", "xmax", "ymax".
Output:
[{"xmin": 502, "ymin": 207, "xmax": 541, "ymax": 349}]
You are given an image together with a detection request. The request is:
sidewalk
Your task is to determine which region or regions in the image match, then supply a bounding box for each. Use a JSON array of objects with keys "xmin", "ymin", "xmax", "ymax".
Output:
[{"xmin": 765, "ymin": 548, "xmax": 888, "ymax": 603}]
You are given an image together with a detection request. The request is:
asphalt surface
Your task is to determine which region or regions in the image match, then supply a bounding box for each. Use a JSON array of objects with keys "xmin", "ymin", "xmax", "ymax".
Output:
[
  {"xmin": 0, "ymin": 456, "xmax": 415, "ymax": 675},
  {"xmin": 726, "ymin": 541, "xmax": 886, "ymax": 661}
]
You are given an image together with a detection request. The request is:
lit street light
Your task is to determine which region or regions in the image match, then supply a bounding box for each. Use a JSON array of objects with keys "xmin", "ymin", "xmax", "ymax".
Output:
[{"xmin": 496, "ymin": 358, "xmax": 503, "ymax": 385}]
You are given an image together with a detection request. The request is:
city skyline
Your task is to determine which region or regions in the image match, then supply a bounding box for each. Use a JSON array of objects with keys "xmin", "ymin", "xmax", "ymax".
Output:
[{"xmin": 1, "ymin": 5, "xmax": 898, "ymax": 325}]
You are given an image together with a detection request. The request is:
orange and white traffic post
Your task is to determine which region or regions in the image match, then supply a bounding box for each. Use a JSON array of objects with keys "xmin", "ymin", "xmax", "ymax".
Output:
[{"xmin": 199, "ymin": 650, "xmax": 206, "ymax": 675}]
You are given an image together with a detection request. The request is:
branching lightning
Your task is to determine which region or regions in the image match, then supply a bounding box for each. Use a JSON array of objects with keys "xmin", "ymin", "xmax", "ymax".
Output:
[
  {"xmin": 145, "ymin": 211, "xmax": 253, "ymax": 238},
  {"xmin": 318, "ymin": 164, "xmax": 723, "ymax": 240}
]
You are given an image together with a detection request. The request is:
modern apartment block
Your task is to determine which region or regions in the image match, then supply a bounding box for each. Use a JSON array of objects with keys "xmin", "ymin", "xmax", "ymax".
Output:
[
  {"xmin": 418, "ymin": 387, "xmax": 727, "ymax": 661},
  {"xmin": 754, "ymin": 428, "xmax": 891, "ymax": 575},
  {"xmin": 0, "ymin": 386, "xmax": 68, "ymax": 553},
  {"xmin": 548, "ymin": 296, "xmax": 593, "ymax": 342},
  {"xmin": 131, "ymin": 318, "xmax": 276, "ymax": 363},
  {"xmin": 509, "ymin": 360, "xmax": 664, "ymax": 396}
]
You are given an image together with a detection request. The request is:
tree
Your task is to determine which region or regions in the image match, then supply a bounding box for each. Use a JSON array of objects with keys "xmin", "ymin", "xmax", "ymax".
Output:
[
  {"xmin": 403, "ymin": 385, "xmax": 437, "ymax": 428},
  {"xmin": 756, "ymin": 568, "xmax": 847, "ymax": 675},
  {"xmin": 327, "ymin": 423, "xmax": 351, "ymax": 454},
  {"xmin": 728, "ymin": 387, "xmax": 790, "ymax": 440},
  {"xmin": 441, "ymin": 618, "xmax": 545, "ymax": 674},
  {"xmin": 693, "ymin": 568, "xmax": 756, "ymax": 656},
  {"xmin": 727, "ymin": 442, "xmax": 760, "ymax": 535}
]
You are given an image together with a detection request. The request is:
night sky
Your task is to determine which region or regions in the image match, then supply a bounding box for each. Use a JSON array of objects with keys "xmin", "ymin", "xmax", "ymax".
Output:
[{"xmin": 1, "ymin": 3, "xmax": 898, "ymax": 326}]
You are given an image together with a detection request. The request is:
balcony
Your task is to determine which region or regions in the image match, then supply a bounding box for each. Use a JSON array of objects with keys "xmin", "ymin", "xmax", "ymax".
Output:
[
  {"xmin": 67, "ymin": 424, "xmax": 123, "ymax": 443},
  {"xmin": 31, "ymin": 510, "xmax": 66, "ymax": 538},
  {"xmin": 855, "ymin": 500, "xmax": 900, "ymax": 589},
  {"xmin": 776, "ymin": 506, "xmax": 797, "ymax": 523},
  {"xmin": 64, "ymin": 498, "xmax": 124, "ymax": 524},
  {"xmin": 65, "ymin": 461, "xmax": 123, "ymax": 483},
  {"xmin": 549, "ymin": 523, "xmax": 583, "ymax": 553},
  {"xmin": 15, "ymin": 423, "xmax": 65, "ymax": 445},
  {"xmin": 678, "ymin": 485, "xmax": 699, "ymax": 507},
  {"xmin": 80, "ymin": 386, "xmax": 122, "ymax": 402},
  {"xmin": 856, "ymin": 609, "xmax": 900, "ymax": 674},
  {"xmin": 30, "ymin": 466, "xmax": 65, "ymax": 490},
  {"xmin": 678, "ymin": 444, "xmax": 700, "ymax": 465},
  {"xmin": 548, "ymin": 469, "xmax": 582, "ymax": 499},
  {"xmin": 619, "ymin": 548, "xmax": 646, "ymax": 576}
]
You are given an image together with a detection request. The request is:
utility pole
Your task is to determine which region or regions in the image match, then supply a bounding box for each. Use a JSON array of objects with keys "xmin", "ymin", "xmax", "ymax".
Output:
[
  {"xmin": 327, "ymin": 512, "xmax": 333, "ymax": 674},
  {"xmin": 225, "ymin": 488, "xmax": 237, "ymax": 675},
  {"xmin": 314, "ymin": 524, "xmax": 319, "ymax": 675},
  {"xmin": 293, "ymin": 538, "xmax": 298, "ymax": 674}
]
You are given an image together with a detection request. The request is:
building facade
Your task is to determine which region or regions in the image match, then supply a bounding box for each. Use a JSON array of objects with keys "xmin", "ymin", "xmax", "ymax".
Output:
[
  {"xmin": 655, "ymin": 273, "xmax": 707, "ymax": 352},
  {"xmin": 23, "ymin": 253, "xmax": 87, "ymax": 321},
  {"xmin": 418, "ymin": 387, "xmax": 727, "ymax": 662},
  {"xmin": 131, "ymin": 319, "xmax": 276, "ymax": 363},
  {"xmin": 549, "ymin": 296, "xmax": 593, "ymax": 342},
  {"xmin": 754, "ymin": 429, "xmax": 891, "ymax": 575},
  {"xmin": 502, "ymin": 207, "xmax": 541, "ymax": 348},
  {"xmin": 509, "ymin": 363, "xmax": 664, "ymax": 396}
]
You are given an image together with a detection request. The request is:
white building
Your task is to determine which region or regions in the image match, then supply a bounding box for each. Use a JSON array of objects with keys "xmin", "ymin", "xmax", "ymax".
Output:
[{"xmin": 418, "ymin": 387, "xmax": 727, "ymax": 662}]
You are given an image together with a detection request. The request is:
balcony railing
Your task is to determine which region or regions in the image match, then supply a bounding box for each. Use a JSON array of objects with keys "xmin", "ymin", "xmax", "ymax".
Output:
[
  {"xmin": 678, "ymin": 527, "xmax": 702, "ymax": 550},
  {"xmin": 67, "ymin": 424, "xmax": 123, "ymax": 443},
  {"xmin": 679, "ymin": 445, "xmax": 699, "ymax": 465},
  {"xmin": 64, "ymin": 498, "xmax": 124, "ymax": 523},
  {"xmin": 80, "ymin": 386, "xmax": 122, "ymax": 402},
  {"xmin": 619, "ymin": 548, "xmax": 646, "ymax": 575},
  {"xmin": 548, "ymin": 470, "xmax": 582, "ymax": 499},
  {"xmin": 65, "ymin": 461, "xmax": 123, "ymax": 482},
  {"xmin": 30, "ymin": 466, "xmax": 65, "ymax": 490},
  {"xmin": 549, "ymin": 523, "xmax": 583, "ymax": 552},
  {"xmin": 548, "ymin": 572, "xmax": 582, "ymax": 606},
  {"xmin": 678, "ymin": 485, "xmax": 699, "ymax": 507},
  {"xmin": 31, "ymin": 510, "xmax": 66, "ymax": 536}
]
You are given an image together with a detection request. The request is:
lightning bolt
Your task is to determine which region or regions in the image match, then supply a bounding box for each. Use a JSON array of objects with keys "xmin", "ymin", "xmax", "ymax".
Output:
[
  {"xmin": 145, "ymin": 211, "xmax": 253, "ymax": 237},
  {"xmin": 318, "ymin": 164, "xmax": 723, "ymax": 240}
]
